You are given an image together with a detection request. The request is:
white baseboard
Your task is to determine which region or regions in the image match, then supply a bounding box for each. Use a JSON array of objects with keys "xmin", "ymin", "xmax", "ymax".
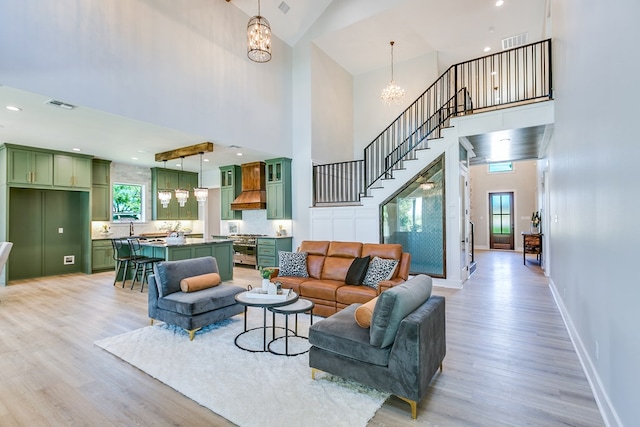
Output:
[{"xmin": 548, "ymin": 279, "xmax": 621, "ymax": 427}]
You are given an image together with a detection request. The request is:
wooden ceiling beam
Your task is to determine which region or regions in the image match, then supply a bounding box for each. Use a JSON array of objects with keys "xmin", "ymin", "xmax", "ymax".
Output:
[{"xmin": 155, "ymin": 142, "xmax": 214, "ymax": 162}]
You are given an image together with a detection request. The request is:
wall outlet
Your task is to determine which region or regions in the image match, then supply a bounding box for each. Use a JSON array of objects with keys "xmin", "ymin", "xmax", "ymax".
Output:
[
  {"xmin": 58, "ymin": 227, "xmax": 64, "ymax": 233},
  {"xmin": 595, "ymin": 341, "xmax": 600, "ymax": 360},
  {"xmin": 64, "ymin": 255, "xmax": 75, "ymax": 265}
]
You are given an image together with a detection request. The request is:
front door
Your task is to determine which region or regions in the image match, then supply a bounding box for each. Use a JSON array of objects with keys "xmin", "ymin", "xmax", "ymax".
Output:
[{"xmin": 489, "ymin": 192, "xmax": 514, "ymax": 250}]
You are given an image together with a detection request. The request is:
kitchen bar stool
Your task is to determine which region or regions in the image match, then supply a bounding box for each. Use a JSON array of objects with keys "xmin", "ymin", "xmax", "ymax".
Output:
[
  {"xmin": 128, "ymin": 238, "xmax": 163, "ymax": 292},
  {"xmin": 111, "ymin": 238, "xmax": 136, "ymax": 287}
]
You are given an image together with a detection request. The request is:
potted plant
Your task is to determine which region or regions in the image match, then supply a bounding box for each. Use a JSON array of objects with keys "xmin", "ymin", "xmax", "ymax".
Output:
[{"xmin": 258, "ymin": 266, "xmax": 275, "ymax": 291}]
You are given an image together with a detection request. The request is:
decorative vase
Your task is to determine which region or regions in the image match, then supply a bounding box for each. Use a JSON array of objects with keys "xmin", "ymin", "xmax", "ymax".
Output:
[
  {"xmin": 262, "ymin": 278, "xmax": 270, "ymax": 291},
  {"xmin": 530, "ymin": 223, "xmax": 539, "ymax": 234}
]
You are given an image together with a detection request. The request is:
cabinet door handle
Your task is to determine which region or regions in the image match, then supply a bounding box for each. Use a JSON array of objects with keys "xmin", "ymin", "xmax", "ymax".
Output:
[{"xmin": 31, "ymin": 171, "xmax": 35, "ymax": 182}]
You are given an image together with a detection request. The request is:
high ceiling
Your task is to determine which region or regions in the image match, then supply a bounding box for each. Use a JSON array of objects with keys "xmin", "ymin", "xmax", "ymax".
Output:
[{"xmin": 0, "ymin": 0, "xmax": 549, "ymax": 174}]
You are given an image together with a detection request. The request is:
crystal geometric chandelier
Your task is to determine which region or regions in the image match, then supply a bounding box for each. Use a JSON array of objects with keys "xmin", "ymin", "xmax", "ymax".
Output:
[
  {"xmin": 158, "ymin": 160, "xmax": 172, "ymax": 208},
  {"xmin": 247, "ymin": 0, "xmax": 271, "ymax": 63},
  {"xmin": 193, "ymin": 152, "xmax": 208, "ymax": 205},
  {"xmin": 381, "ymin": 41, "xmax": 405, "ymax": 105},
  {"xmin": 174, "ymin": 157, "xmax": 189, "ymax": 207}
]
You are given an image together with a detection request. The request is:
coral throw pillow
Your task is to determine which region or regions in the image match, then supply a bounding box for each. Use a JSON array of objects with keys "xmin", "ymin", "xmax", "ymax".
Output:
[{"xmin": 354, "ymin": 296, "xmax": 378, "ymax": 328}]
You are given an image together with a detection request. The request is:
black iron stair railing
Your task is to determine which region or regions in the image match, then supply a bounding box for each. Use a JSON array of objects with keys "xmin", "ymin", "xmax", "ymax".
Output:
[{"xmin": 313, "ymin": 39, "xmax": 552, "ymax": 206}]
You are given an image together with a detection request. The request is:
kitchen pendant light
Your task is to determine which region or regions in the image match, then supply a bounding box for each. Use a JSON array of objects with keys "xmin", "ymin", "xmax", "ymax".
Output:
[
  {"xmin": 175, "ymin": 157, "xmax": 189, "ymax": 207},
  {"xmin": 247, "ymin": 0, "xmax": 271, "ymax": 63},
  {"xmin": 193, "ymin": 152, "xmax": 208, "ymax": 205},
  {"xmin": 381, "ymin": 41, "xmax": 405, "ymax": 105},
  {"xmin": 158, "ymin": 160, "xmax": 172, "ymax": 208}
]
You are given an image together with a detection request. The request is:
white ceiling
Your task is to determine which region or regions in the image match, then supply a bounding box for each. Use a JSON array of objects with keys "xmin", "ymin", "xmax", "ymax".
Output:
[{"xmin": 0, "ymin": 0, "xmax": 549, "ymax": 174}]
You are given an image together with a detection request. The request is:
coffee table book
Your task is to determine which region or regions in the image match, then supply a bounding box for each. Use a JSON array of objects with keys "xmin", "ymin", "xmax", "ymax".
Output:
[{"xmin": 244, "ymin": 288, "xmax": 292, "ymax": 300}]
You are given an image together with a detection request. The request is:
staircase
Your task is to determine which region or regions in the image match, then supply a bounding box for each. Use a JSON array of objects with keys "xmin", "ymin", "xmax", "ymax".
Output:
[{"xmin": 313, "ymin": 39, "xmax": 553, "ymax": 206}]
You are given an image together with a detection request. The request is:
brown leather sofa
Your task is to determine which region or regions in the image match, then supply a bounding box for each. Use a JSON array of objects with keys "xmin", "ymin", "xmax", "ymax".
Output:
[{"xmin": 271, "ymin": 241, "xmax": 411, "ymax": 317}]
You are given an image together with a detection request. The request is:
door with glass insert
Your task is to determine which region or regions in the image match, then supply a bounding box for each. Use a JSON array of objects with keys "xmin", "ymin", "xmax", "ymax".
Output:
[{"xmin": 489, "ymin": 192, "xmax": 514, "ymax": 250}]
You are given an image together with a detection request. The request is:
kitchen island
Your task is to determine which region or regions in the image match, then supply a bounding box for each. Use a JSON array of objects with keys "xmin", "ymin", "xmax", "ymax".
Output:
[{"xmin": 140, "ymin": 238, "xmax": 234, "ymax": 281}]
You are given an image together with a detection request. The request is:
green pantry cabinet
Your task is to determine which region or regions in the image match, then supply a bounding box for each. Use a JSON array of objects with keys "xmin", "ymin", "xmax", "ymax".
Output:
[
  {"xmin": 151, "ymin": 168, "xmax": 199, "ymax": 220},
  {"xmin": 257, "ymin": 237, "xmax": 293, "ymax": 268},
  {"xmin": 91, "ymin": 159, "xmax": 111, "ymax": 221},
  {"xmin": 220, "ymin": 165, "xmax": 242, "ymax": 220},
  {"xmin": 0, "ymin": 144, "xmax": 93, "ymax": 281},
  {"xmin": 265, "ymin": 158, "xmax": 292, "ymax": 220}
]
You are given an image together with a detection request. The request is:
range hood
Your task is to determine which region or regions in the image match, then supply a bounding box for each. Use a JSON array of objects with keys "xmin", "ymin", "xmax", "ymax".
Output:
[{"xmin": 230, "ymin": 161, "xmax": 267, "ymax": 210}]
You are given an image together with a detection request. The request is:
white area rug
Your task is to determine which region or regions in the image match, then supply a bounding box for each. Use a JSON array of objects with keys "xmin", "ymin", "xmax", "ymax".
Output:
[{"xmin": 95, "ymin": 313, "xmax": 388, "ymax": 427}]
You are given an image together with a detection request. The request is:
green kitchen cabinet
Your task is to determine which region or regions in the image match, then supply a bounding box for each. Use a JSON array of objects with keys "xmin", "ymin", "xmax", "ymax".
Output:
[
  {"xmin": 265, "ymin": 157, "xmax": 292, "ymax": 219},
  {"xmin": 92, "ymin": 239, "xmax": 115, "ymax": 272},
  {"xmin": 6, "ymin": 147, "xmax": 53, "ymax": 186},
  {"xmin": 151, "ymin": 167, "xmax": 199, "ymax": 220},
  {"xmin": 54, "ymin": 154, "xmax": 92, "ymax": 188},
  {"xmin": 220, "ymin": 165, "xmax": 242, "ymax": 220},
  {"xmin": 257, "ymin": 236, "xmax": 293, "ymax": 268},
  {"xmin": 91, "ymin": 159, "xmax": 111, "ymax": 221}
]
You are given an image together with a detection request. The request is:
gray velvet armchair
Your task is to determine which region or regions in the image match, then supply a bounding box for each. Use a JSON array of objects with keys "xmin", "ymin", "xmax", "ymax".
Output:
[
  {"xmin": 308, "ymin": 274, "xmax": 445, "ymax": 418},
  {"xmin": 148, "ymin": 256, "xmax": 244, "ymax": 340}
]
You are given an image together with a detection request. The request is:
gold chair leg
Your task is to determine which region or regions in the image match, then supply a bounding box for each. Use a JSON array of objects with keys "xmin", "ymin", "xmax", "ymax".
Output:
[
  {"xmin": 187, "ymin": 328, "xmax": 202, "ymax": 341},
  {"xmin": 440, "ymin": 362, "xmax": 443, "ymax": 372},
  {"xmin": 311, "ymin": 368, "xmax": 321, "ymax": 380},
  {"xmin": 397, "ymin": 396, "xmax": 418, "ymax": 419},
  {"xmin": 150, "ymin": 318, "xmax": 154, "ymax": 326}
]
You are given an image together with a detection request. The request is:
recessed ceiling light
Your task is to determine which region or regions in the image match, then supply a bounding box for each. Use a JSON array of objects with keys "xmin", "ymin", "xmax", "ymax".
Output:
[
  {"xmin": 6, "ymin": 105, "xmax": 21, "ymax": 112},
  {"xmin": 496, "ymin": 0, "xmax": 504, "ymax": 6},
  {"xmin": 72, "ymin": 148, "xmax": 81, "ymax": 152},
  {"xmin": 484, "ymin": 47, "xmax": 491, "ymax": 52},
  {"xmin": 236, "ymin": 152, "xmax": 243, "ymax": 156},
  {"xmin": 131, "ymin": 156, "xmax": 138, "ymax": 160},
  {"xmin": 203, "ymin": 158, "xmax": 210, "ymax": 162}
]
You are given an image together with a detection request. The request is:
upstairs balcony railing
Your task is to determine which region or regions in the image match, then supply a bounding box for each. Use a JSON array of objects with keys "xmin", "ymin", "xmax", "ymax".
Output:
[{"xmin": 313, "ymin": 39, "xmax": 552, "ymax": 205}]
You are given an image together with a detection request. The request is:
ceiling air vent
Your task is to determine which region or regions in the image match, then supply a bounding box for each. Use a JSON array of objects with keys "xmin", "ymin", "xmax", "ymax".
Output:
[
  {"xmin": 501, "ymin": 33, "xmax": 528, "ymax": 50},
  {"xmin": 278, "ymin": 1, "xmax": 290, "ymax": 14},
  {"xmin": 45, "ymin": 99, "xmax": 76, "ymax": 110}
]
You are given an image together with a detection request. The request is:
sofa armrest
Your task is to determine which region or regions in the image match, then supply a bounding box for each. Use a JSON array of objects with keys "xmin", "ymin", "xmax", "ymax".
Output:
[
  {"xmin": 377, "ymin": 277, "xmax": 405, "ymax": 295},
  {"xmin": 269, "ymin": 268, "xmax": 280, "ymax": 279},
  {"xmin": 387, "ymin": 295, "xmax": 446, "ymax": 401}
]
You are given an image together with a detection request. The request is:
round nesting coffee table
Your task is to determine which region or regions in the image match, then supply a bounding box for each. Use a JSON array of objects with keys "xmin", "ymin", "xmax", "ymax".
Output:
[
  {"xmin": 267, "ymin": 299, "xmax": 314, "ymax": 356},
  {"xmin": 234, "ymin": 290, "xmax": 298, "ymax": 353}
]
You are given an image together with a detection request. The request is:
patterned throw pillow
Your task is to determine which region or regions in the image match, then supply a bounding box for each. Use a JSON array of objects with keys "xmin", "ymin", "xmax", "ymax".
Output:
[
  {"xmin": 277, "ymin": 251, "xmax": 309, "ymax": 277},
  {"xmin": 362, "ymin": 256, "xmax": 399, "ymax": 289}
]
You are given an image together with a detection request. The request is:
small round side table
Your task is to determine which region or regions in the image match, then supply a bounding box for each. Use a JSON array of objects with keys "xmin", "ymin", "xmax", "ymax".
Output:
[{"xmin": 267, "ymin": 299, "xmax": 315, "ymax": 356}]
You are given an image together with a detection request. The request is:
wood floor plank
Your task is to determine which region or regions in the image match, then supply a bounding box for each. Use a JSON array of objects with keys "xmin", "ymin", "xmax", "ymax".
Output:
[{"xmin": 0, "ymin": 251, "xmax": 603, "ymax": 426}]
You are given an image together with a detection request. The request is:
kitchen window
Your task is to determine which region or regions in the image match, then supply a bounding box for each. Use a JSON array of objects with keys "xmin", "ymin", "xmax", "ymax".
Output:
[{"xmin": 112, "ymin": 183, "xmax": 144, "ymax": 221}]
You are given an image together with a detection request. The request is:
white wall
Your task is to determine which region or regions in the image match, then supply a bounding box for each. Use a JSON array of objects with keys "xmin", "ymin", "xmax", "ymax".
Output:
[
  {"xmin": 311, "ymin": 46, "xmax": 353, "ymax": 164},
  {"xmin": 0, "ymin": 0, "xmax": 293, "ymax": 157},
  {"xmin": 549, "ymin": 0, "xmax": 640, "ymax": 425},
  {"xmin": 469, "ymin": 160, "xmax": 539, "ymax": 250}
]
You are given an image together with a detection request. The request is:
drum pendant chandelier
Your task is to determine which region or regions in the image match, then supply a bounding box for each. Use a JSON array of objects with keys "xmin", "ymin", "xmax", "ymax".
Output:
[{"xmin": 247, "ymin": 0, "xmax": 272, "ymax": 63}]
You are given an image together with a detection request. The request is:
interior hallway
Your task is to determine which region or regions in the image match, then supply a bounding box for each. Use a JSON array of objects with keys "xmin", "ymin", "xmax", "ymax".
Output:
[{"xmin": 0, "ymin": 250, "xmax": 603, "ymax": 426}]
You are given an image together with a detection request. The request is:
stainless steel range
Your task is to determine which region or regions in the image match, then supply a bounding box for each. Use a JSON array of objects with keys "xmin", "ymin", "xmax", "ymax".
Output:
[{"xmin": 228, "ymin": 234, "xmax": 266, "ymax": 267}]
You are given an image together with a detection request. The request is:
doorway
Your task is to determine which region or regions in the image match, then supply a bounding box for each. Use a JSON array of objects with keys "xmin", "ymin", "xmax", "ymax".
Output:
[{"xmin": 489, "ymin": 192, "xmax": 514, "ymax": 250}]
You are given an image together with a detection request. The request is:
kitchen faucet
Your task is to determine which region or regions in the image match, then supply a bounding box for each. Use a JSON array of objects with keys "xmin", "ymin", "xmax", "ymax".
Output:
[{"xmin": 129, "ymin": 221, "xmax": 134, "ymax": 237}]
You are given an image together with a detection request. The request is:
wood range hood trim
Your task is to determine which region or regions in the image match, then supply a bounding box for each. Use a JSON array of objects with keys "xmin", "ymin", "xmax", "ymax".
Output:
[{"xmin": 230, "ymin": 161, "xmax": 267, "ymax": 210}]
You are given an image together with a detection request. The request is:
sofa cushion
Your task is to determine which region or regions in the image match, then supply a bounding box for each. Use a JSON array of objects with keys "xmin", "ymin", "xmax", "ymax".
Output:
[
  {"xmin": 180, "ymin": 273, "xmax": 221, "ymax": 293},
  {"xmin": 327, "ymin": 241, "xmax": 363, "ymax": 258},
  {"xmin": 362, "ymin": 256, "xmax": 399, "ymax": 289},
  {"xmin": 154, "ymin": 257, "xmax": 219, "ymax": 297},
  {"xmin": 321, "ymin": 256, "xmax": 355, "ymax": 281},
  {"xmin": 355, "ymin": 296, "xmax": 378, "ymax": 328},
  {"xmin": 309, "ymin": 304, "xmax": 392, "ymax": 367},
  {"xmin": 299, "ymin": 241, "xmax": 330, "ymax": 256},
  {"xmin": 345, "ymin": 256, "xmax": 370, "ymax": 285},
  {"xmin": 362, "ymin": 244, "xmax": 402, "ymax": 264},
  {"xmin": 369, "ymin": 274, "xmax": 433, "ymax": 348},
  {"xmin": 299, "ymin": 279, "xmax": 343, "ymax": 301},
  {"xmin": 277, "ymin": 251, "xmax": 309, "ymax": 277},
  {"xmin": 157, "ymin": 284, "xmax": 243, "ymax": 316},
  {"xmin": 335, "ymin": 284, "xmax": 377, "ymax": 306}
]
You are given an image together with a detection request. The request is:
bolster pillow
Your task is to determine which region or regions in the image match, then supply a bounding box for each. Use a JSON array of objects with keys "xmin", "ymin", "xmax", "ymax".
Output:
[
  {"xmin": 354, "ymin": 296, "xmax": 378, "ymax": 328},
  {"xmin": 180, "ymin": 273, "xmax": 221, "ymax": 292}
]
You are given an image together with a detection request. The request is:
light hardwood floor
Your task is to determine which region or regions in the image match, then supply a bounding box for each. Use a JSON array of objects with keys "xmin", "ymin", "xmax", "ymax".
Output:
[{"xmin": 0, "ymin": 250, "xmax": 603, "ymax": 426}]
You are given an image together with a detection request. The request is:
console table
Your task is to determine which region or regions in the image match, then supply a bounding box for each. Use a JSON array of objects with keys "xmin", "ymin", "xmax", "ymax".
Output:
[{"xmin": 522, "ymin": 233, "xmax": 543, "ymax": 265}]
